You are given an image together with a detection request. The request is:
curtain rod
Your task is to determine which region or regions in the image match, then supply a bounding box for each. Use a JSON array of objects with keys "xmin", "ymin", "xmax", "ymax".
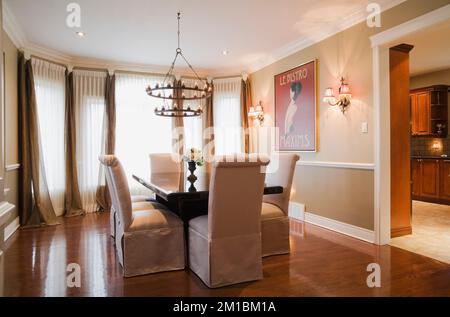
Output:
[
  {"xmin": 30, "ymin": 56, "xmax": 109, "ymax": 74},
  {"xmin": 30, "ymin": 55, "xmax": 68, "ymax": 69},
  {"xmin": 213, "ymin": 75, "xmax": 244, "ymax": 80},
  {"xmin": 72, "ymin": 66, "xmax": 109, "ymax": 73},
  {"xmin": 114, "ymin": 69, "xmax": 209, "ymax": 80},
  {"xmin": 27, "ymin": 52, "xmax": 244, "ymax": 80}
]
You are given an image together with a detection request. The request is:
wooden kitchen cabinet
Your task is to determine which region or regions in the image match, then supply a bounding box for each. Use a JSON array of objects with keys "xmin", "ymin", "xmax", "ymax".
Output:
[
  {"xmin": 420, "ymin": 159, "xmax": 439, "ymax": 198},
  {"xmin": 412, "ymin": 158, "xmax": 450, "ymax": 205},
  {"xmin": 410, "ymin": 85, "xmax": 449, "ymax": 137},
  {"xmin": 412, "ymin": 159, "xmax": 421, "ymax": 197},
  {"xmin": 411, "ymin": 92, "xmax": 431, "ymax": 135},
  {"xmin": 439, "ymin": 160, "xmax": 450, "ymax": 201}
]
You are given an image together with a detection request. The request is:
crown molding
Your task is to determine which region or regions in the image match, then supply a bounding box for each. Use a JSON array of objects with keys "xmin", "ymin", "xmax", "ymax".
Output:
[
  {"xmin": 370, "ymin": 3, "xmax": 450, "ymax": 47},
  {"xmin": 24, "ymin": 43, "xmax": 216, "ymax": 77},
  {"xmin": 247, "ymin": 0, "xmax": 406, "ymax": 73},
  {"xmin": 2, "ymin": 0, "xmax": 27, "ymax": 49}
]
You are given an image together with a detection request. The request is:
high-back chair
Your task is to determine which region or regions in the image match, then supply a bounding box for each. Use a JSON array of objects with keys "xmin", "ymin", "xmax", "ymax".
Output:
[
  {"xmin": 261, "ymin": 153, "xmax": 299, "ymax": 257},
  {"xmin": 108, "ymin": 174, "xmax": 153, "ymax": 239},
  {"xmin": 99, "ymin": 155, "xmax": 185, "ymax": 277},
  {"xmin": 188, "ymin": 155, "xmax": 270, "ymax": 288},
  {"xmin": 149, "ymin": 153, "xmax": 181, "ymax": 174}
]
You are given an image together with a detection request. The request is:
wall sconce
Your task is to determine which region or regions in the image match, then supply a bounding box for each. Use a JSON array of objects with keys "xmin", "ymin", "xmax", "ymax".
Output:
[
  {"xmin": 249, "ymin": 101, "xmax": 265, "ymax": 124},
  {"xmin": 323, "ymin": 77, "xmax": 352, "ymax": 113}
]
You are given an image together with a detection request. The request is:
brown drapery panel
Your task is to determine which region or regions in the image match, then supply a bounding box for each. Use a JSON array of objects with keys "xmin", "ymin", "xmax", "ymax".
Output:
[
  {"xmin": 241, "ymin": 79, "xmax": 252, "ymax": 153},
  {"xmin": 172, "ymin": 79, "xmax": 185, "ymax": 171},
  {"xmin": 96, "ymin": 74, "xmax": 116, "ymax": 212},
  {"xmin": 18, "ymin": 53, "xmax": 59, "ymax": 227},
  {"xmin": 64, "ymin": 71, "xmax": 85, "ymax": 217},
  {"xmin": 203, "ymin": 84, "xmax": 215, "ymax": 171},
  {"xmin": 105, "ymin": 74, "xmax": 116, "ymax": 155}
]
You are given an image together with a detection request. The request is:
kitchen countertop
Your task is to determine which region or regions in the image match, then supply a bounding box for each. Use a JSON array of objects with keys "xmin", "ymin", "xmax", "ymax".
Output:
[{"xmin": 411, "ymin": 156, "xmax": 450, "ymax": 160}]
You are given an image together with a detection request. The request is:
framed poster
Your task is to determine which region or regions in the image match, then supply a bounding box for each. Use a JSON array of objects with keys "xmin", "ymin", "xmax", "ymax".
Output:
[{"xmin": 274, "ymin": 60, "xmax": 317, "ymax": 152}]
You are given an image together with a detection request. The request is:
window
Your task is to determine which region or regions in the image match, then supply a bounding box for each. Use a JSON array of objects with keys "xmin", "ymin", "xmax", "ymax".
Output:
[
  {"xmin": 183, "ymin": 78, "xmax": 204, "ymax": 151},
  {"xmin": 213, "ymin": 77, "xmax": 243, "ymax": 155},
  {"xmin": 115, "ymin": 73, "xmax": 173, "ymax": 194},
  {"xmin": 32, "ymin": 58, "xmax": 66, "ymax": 216},
  {"xmin": 73, "ymin": 70, "xmax": 107, "ymax": 213}
]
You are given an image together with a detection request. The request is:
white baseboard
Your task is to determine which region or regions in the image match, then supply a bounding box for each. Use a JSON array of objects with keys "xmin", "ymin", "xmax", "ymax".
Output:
[
  {"xmin": 289, "ymin": 202, "xmax": 376, "ymax": 243},
  {"xmin": 4, "ymin": 216, "xmax": 20, "ymax": 242}
]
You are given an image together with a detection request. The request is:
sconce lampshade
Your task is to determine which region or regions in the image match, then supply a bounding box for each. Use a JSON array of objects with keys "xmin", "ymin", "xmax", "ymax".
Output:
[
  {"xmin": 339, "ymin": 83, "xmax": 352, "ymax": 99},
  {"xmin": 249, "ymin": 101, "xmax": 265, "ymax": 123},
  {"xmin": 255, "ymin": 104, "xmax": 263, "ymax": 113},
  {"xmin": 323, "ymin": 87, "xmax": 335, "ymax": 102}
]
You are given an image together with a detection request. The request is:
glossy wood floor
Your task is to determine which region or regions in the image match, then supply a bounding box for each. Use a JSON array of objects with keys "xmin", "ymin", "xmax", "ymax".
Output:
[{"xmin": 2, "ymin": 213, "xmax": 450, "ymax": 296}]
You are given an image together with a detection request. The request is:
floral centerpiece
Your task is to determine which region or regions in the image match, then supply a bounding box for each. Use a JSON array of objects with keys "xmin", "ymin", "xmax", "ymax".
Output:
[{"xmin": 183, "ymin": 148, "xmax": 204, "ymax": 183}]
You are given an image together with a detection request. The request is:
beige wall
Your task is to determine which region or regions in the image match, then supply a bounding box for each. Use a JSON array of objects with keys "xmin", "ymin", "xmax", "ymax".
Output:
[
  {"xmin": 411, "ymin": 68, "xmax": 450, "ymax": 89},
  {"xmin": 251, "ymin": 0, "xmax": 449, "ymax": 231},
  {"xmin": 3, "ymin": 31, "xmax": 19, "ymax": 232},
  {"xmin": 293, "ymin": 166, "xmax": 374, "ymax": 230}
]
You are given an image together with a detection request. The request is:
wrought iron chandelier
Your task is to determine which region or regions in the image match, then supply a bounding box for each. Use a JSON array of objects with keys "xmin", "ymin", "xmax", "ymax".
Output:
[{"xmin": 147, "ymin": 12, "xmax": 212, "ymax": 117}]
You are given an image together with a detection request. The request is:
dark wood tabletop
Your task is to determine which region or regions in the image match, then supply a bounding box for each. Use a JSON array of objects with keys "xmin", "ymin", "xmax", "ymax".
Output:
[{"xmin": 132, "ymin": 170, "xmax": 283, "ymax": 201}]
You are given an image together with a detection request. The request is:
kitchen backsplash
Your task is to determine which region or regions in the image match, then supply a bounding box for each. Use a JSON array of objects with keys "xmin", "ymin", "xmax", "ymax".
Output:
[{"xmin": 411, "ymin": 137, "xmax": 450, "ymax": 157}]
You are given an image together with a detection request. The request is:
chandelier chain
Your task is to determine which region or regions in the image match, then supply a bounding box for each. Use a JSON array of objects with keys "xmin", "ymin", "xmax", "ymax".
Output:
[{"xmin": 148, "ymin": 12, "xmax": 211, "ymax": 117}]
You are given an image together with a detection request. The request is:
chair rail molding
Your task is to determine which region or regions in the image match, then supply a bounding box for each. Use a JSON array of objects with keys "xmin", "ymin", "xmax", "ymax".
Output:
[
  {"xmin": 5, "ymin": 163, "xmax": 20, "ymax": 172},
  {"xmin": 296, "ymin": 161, "xmax": 375, "ymax": 170},
  {"xmin": 370, "ymin": 4, "xmax": 450, "ymax": 245}
]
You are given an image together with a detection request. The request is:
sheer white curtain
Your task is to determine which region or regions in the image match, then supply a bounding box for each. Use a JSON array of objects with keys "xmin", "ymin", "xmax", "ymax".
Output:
[
  {"xmin": 32, "ymin": 58, "xmax": 66, "ymax": 216},
  {"xmin": 115, "ymin": 73, "xmax": 173, "ymax": 194},
  {"xmin": 213, "ymin": 77, "xmax": 243, "ymax": 155},
  {"xmin": 183, "ymin": 78, "xmax": 204, "ymax": 151},
  {"xmin": 73, "ymin": 70, "xmax": 107, "ymax": 213}
]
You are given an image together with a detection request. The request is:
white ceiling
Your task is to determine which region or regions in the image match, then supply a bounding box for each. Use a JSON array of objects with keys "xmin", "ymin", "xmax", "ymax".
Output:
[
  {"xmin": 403, "ymin": 19, "xmax": 450, "ymax": 76},
  {"xmin": 5, "ymin": 0, "xmax": 404, "ymax": 76}
]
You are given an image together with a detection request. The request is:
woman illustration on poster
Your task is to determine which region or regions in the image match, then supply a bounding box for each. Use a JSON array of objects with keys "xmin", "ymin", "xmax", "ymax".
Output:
[{"xmin": 284, "ymin": 82, "xmax": 302, "ymax": 135}]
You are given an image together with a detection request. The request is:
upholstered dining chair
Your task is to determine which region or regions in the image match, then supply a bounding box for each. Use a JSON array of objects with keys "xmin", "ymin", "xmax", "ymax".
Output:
[
  {"xmin": 261, "ymin": 153, "xmax": 299, "ymax": 257},
  {"xmin": 149, "ymin": 153, "xmax": 182, "ymax": 174},
  {"xmin": 109, "ymin": 153, "xmax": 179, "ymax": 239},
  {"xmin": 188, "ymin": 155, "xmax": 270, "ymax": 288},
  {"xmin": 99, "ymin": 155, "xmax": 185, "ymax": 277},
  {"xmin": 107, "ymin": 172, "xmax": 152, "ymax": 239}
]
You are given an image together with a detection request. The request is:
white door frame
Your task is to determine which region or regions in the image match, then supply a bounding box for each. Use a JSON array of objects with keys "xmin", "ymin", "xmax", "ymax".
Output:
[{"xmin": 370, "ymin": 4, "xmax": 450, "ymax": 245}]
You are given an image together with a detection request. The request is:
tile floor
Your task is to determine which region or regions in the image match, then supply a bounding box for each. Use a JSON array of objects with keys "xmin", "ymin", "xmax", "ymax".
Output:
[{"xmin": 390, "ymin": 200, "xmax": 450, "ymax": 264}]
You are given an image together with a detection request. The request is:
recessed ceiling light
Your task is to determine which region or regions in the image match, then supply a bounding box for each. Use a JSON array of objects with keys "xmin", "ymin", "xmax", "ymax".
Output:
[
  {"xmin": 222, "ymin": 50, "xmax": 229, "ymax": 56},
  {"xmin": 76, "ymin": 31, "xmax": 86, "ymax": 38}
]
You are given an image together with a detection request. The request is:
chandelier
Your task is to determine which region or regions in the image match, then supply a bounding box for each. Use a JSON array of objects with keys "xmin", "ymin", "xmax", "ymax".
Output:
[{"xmin": 147, "ymin": 12, "xmax": 212, "ymax": 117}]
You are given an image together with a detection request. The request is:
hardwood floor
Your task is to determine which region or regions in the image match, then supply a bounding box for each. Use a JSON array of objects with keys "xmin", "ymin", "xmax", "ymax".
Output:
[{"xmin": 2, "ymin": 213, "xmax": 450, "ymax": 296}]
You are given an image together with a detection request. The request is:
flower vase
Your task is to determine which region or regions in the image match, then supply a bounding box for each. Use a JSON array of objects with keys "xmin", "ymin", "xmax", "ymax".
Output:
[{"xmin": 187, "ymin": 161, "xmax": 197, "ymax": 182}]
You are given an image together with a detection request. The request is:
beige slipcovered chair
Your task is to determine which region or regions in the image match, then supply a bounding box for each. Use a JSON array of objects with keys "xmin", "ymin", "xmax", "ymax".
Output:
[
  {"xmin": 261, "ymin": 153, "xmax": 299, "ymax": 257},
  {"xmin": 149, "ymin": 153, "xmax": 182, "ymax": 174},
  {"xmin": 109, "ymin": 153, "xmax": 178, "ymax": 238},
  {"xmin": 99, "ymin": 155, "xmax": 185, "ymax": 277},
  {"xmin": 188, "ymin": 155, "xmax": 270, "ymax": 288},
  {"xmin": 110, "ymin": 153, "xmax": 181, "ymax": 238},
  {"xmin": 107, "ymin": 173, "xmax": 155, "ymax": 239}
]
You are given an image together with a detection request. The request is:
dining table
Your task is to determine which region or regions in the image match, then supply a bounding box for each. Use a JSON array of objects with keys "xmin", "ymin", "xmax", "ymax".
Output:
[
  {"xmin": 133, "ymin": 167, "xmax": 283, "ymax": 225},
  {"xmin": 133, "ymin": 167, "xmax": 283, "ymax": 265}
]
